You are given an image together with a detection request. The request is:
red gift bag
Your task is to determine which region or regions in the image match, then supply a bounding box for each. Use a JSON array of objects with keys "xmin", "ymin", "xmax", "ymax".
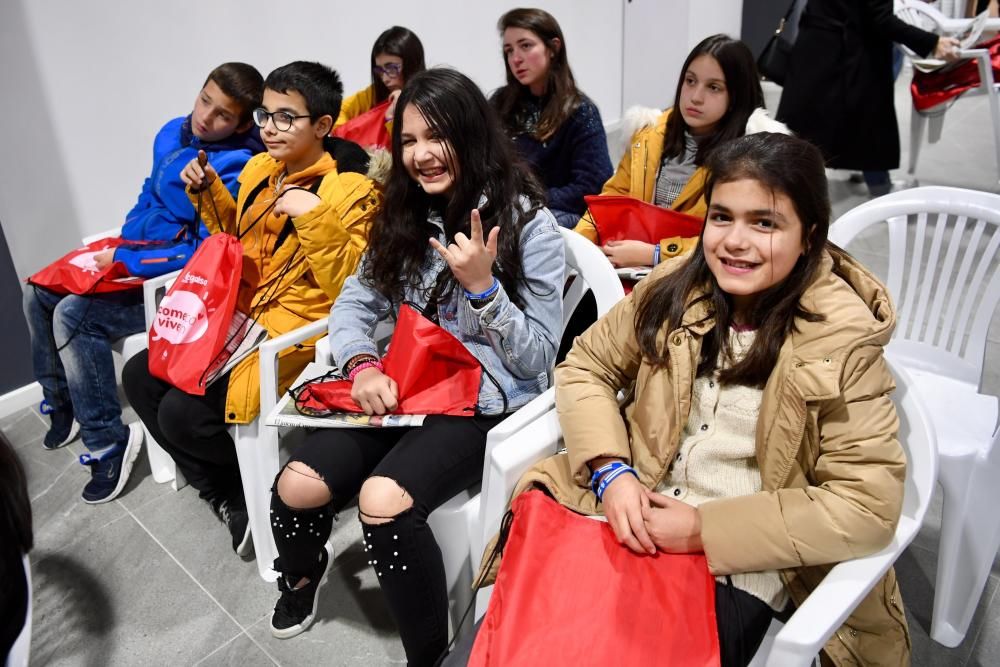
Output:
[
  {"xmin": 911, "ymin": 36, "xmax": 1000, "ymax": 112},
  {"xmin": 28, "ymin": 238, "xmax": 146, "ymax": 295},
  {"xmin": 293, "ymin": 303, "xmax": 482, "ymax": 416},
  {"xmin": 585, "ymin": 195, "xmax": 704, "ymax": 245},
  {"xmin": 470, "ymin": 490, "xmax": 720, "ymax": 667},
  {"xmin": 331, "ymin": 100, "xmax": 392, "ymax": 149},
  {"xmin": 147, "ymin": 233, "xmax": 243, "ymax": 395}
]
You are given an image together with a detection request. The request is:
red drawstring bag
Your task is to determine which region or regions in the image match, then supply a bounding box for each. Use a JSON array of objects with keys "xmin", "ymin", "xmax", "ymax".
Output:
[
  {"xmin": 585, "ymin": 195, "xmax": 704, "ymax": 245},
  {"xmin": 332, "ymin": 100, "xmax": 392, "ymax": 149},
  {"xmin": 470, "ymin": 490, "xmax": 720, "ymax": 667},
  {"xmin": 293, "ymin": 303, "xmax": 481, "ymax": 417},
  {"xmin": 28, "ymin": 238, "xmax": 146, "ymax": 295},
  {"xmin": 147, "ymin": 233, "xmax": 243, "ymax": 395},
  {"xmin": 911, "ymin": 36, "xmax": 1000, "ymax": 112}
]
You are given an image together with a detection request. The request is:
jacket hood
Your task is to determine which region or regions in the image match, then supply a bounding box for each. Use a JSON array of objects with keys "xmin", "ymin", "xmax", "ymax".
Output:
[{"xmin": 620, "ymin": 105, "xmax": 790, "ymax": 139}]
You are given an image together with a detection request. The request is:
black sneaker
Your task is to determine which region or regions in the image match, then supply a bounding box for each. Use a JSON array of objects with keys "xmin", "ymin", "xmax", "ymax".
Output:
[
  {"xmin": 214, "ymin": 499, "xmax": 253, "ymax": 557},
  {"xmin": 41, "ymin": 401, "xmax": 80, "ymax": 450},
  {"xmin": 80, "ymin": 422, "xmax": 143, "ymax": 504},
  {"xmin": 270, "ymin": 542, "xmax": 334, "ymax": 639}
]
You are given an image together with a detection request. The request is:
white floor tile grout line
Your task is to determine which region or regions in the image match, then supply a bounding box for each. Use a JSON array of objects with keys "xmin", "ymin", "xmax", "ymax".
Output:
[{"xmin": 122, "ymin": 504, "xmax": 283, "ymax": 667}]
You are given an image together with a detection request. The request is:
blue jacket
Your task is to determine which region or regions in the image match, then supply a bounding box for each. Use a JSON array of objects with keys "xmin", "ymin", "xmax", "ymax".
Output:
[
  {"xmin": 115, "ymin": 116, "xmax": 263, "ymax": 277},
  {"xmin": 504, "ymin": 95, "xmax": 613, "ymax": 216},
  {"xmin": 329, "ymin": 202, "xmax": 565, "ymax": 416}
]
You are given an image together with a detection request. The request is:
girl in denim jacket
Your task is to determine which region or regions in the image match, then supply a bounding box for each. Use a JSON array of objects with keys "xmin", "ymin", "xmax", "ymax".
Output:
[{"xmin": 266, "ymin": 68, "xmax": 565, "ymax": 664}]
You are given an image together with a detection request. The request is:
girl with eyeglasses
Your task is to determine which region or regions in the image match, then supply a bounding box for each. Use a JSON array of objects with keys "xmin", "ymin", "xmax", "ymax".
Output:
[
  {"xmin": 335, "ymin": 26, "xmax": 426, "ymax": 130},
  {"xmin": 491, "ymin": 8, "xmax": 613, "ymax": 229}
]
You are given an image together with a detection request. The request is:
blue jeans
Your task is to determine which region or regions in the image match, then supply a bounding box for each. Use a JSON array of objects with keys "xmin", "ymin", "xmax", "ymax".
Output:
[{"xmin": 22, "ymin": 285, "xmax": 145, "ymax": 452}]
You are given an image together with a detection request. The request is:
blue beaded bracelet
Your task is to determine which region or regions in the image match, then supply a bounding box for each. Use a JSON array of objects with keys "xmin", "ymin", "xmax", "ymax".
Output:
[{"xmin": 464, "ymin": 277, "xmax": 499, "ymax": 300}]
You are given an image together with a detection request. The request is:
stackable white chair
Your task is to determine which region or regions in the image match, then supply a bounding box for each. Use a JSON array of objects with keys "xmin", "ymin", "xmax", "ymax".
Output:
[
  {"xmin": 471, "ymin": 353, "xmax": 936, "ymax": 667},
  {"xmin": 830, "ymin": 185, "xmax": 1000, "ymax": 647},
  {"xmin": 894, "ymin": 0, "xmax": 1000, "ymax": 183},
  {"xmin": 289, "ymin": 226, "xmax": 625, "ymax": 626}
]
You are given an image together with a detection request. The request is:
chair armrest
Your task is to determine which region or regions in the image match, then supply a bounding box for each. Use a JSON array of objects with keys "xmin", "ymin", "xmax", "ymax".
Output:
[
  {"xmin": 475, "ymin": 407, "xmax": 562, "ymax": 560},
  {"xmin": 484, "ymin": 388, "xmax": 556, "ymax": 458},
  {"xmin": 258, "ymin": 319, "xmax": 329, "ymax": 416},
  {"xmin": 142, "ymin": 270, "xmax": 180, "ymax": 331},
  {"xmin": 765, "ymin": 517, "xmax": 920, "ymax": 667},
  {"xmin": 81, "ymin": 227, "xmax": 120, "ymax": 245}
]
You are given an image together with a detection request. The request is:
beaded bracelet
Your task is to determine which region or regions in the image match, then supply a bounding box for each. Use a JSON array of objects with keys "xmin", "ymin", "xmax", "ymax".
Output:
[
  {"xmin": 348, "ymin": 359, "xmax": 384, "ymax": 382},
  {"xmin": 652, "ymin": 244, "xmax": 661, "ymax": 266},
  {"xmin": 464, "ymin": 277, "xmax": 499, "ymax": 300}
]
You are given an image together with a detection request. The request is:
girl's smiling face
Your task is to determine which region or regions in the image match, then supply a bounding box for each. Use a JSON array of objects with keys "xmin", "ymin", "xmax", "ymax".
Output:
[
  {"xmin": 702, "ymin": 178, "xmax": 807, "ymax": 320},
  {"xmin": 400, "ymin": 104, "xmax": 457, "ymax": 198}
]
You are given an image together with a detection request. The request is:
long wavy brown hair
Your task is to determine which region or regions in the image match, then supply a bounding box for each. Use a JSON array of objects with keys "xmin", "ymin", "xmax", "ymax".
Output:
[
  {"xmin": 492, "ymin": 8, "xmax": 582, "ymax": 142},
  {"xmin": 635, "ymin": 133, "xmax": 832, "ymax": 387}
]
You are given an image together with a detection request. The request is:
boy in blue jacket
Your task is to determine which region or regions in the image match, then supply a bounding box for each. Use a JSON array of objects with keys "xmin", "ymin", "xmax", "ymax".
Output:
[{"xmin": 22, "ymin": 62, "xmax": 265, "ymax": 504}]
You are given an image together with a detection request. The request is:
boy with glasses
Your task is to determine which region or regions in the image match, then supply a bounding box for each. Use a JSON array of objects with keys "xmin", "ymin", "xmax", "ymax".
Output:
[
  {"xmin": 23, "ymin": 62, "xmax": 265, "ymax": 505},
  {"xmin": 123, "ymin": 61, "xmax": 380, "ymax": 556}
]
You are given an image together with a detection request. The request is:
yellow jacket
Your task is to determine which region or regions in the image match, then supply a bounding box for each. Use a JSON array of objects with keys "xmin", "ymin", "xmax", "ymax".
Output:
[
  {"xmin": 193, "ymin": 152, "xmax": 379, "ymax": 423},
  {"xmin": 574, "ymin": 109, "xmax": 704, "ymax": 261},
  {"xmin": 483, "ymin": 250, "xmax": 910, "ymax": 666}
]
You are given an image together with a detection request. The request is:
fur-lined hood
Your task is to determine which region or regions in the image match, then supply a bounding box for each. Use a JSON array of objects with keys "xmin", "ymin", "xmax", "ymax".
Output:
[{"xmin": 619, "ymin": 105, "xmax": 790, "ymax": 141}]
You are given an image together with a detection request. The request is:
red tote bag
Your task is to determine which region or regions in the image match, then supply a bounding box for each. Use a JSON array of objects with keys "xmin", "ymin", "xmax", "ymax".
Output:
[
  {"xmin": 911, "ymin": 36, "xmax": 1000, "ymax": 112},
  {"xmin": 293, "ymin": 303, "xmax": 482, "ymax": 417},
  {"xmin": 147, "ymin": 233, "xmax": 243, "ymax": 395},
  {"xmin": 28, "ymin": 238, "xmax": 145, "ymax": 295},
  {"xmin": 470, "ymin": 490, "xmax": 721, "ymax": 667},
  {"xmin": 332, "ymin": 100, "xmax": 392, "ymax": 149},
  {"xmin": 585, "ymin": 195, "xmax": 704, "ymax": 246}
]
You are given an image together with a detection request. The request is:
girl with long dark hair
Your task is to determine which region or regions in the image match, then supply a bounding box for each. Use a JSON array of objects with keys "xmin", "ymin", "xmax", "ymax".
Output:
[
  {"xmin": 577, "ymin": 34, "xmax": 788, "ymax": 269},
  {"xmin": 335, "ymin": 25, "xmax": 426, "ymax": 129},
  {"xmin": 469, "ymin": 133, "xmax": 909, "ymax": 666},
  {"xmin": 491, "ymin": 8, "xmax": 613, "ymax": 228},
  {"xmin": 266, "ymin": 68, "xmax": 564, "ymax": 666}
]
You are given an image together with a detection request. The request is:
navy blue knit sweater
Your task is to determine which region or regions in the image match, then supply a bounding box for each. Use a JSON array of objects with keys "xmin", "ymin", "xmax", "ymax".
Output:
[{"xmin": 500, "ymin": 94, "xmax": 613, "ymax": 216}]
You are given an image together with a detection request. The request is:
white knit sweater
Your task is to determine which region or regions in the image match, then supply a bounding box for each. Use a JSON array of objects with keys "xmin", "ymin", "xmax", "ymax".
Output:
[{"xmin": 655, "ymin": 330, "xmax": 789, "ymax": 611}]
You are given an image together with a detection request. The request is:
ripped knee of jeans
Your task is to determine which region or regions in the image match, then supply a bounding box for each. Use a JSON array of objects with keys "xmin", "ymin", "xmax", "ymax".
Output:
[
  {"xmin": 359, "ymin": 476, "xmax": 414, "ymax": 524},
  {"xmin": 275, "ymin": 460, "xmax": 333, "ymax": 510}
]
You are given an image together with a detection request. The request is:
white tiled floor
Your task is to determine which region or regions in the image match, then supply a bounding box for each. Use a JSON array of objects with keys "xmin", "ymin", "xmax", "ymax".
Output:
[{"xmin": 6, "ymin": 69, "xmax": 1000, "ymax": 666}]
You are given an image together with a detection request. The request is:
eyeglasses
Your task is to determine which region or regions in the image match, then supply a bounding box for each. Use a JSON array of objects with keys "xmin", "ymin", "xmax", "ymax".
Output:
[
  {"xmin": 372, "ymin": 63, "xmax": 403, "ymax": 78},
  {"xmin": 252, "ymin": 108, "xmax": 311, "ymax": 132}
]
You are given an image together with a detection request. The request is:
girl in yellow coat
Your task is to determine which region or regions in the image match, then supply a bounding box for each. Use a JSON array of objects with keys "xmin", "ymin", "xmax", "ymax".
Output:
[
  {"xmin": 471, "ymin": 133, "xmax": 909, "ymax": 667},
  {"xmin": 124, "ymin": 62, "xmax": 379, "ymax": 556}
]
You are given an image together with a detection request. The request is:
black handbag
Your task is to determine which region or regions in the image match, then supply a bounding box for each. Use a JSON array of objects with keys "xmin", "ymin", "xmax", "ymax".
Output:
[{"xmin": 757, "ymin": 0, "xmax": 808, "ymax": 85}]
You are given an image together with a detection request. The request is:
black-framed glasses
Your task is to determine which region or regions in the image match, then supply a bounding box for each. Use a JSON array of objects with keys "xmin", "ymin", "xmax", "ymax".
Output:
[
  {"xmin": 372, "ymin": 62, "xmax": 403, "ymax": 78},
  {"xmin": 252, "ymin": 108, "xmax": 311, "ymax": 132}
]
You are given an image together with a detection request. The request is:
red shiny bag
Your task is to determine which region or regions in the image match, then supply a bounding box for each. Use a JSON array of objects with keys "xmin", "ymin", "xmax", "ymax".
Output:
[
  {"xmin": 293, "ymin": 303, "xmax": 481, "ymax": 417},
  {"xmin": 147, "ymin": 233, "xmax": 243, "ymax": 395},
  {"xmin": 911, "ymin": 36, "xmax": 1000, "ymax": 112},
  {"xmin": 470, "ymin": 490, "xmax": 720, "ymax": 667},
  {"xmin": 28, "ymin": 238, "xmax": 145, "ymax": 295},
  {"xmin": 585, "ymin": 194, "xmax": 704, "ymax": 245},
  {"xmin": 332, "ymin": 100, "xmax": 392, "ymax": 149}
]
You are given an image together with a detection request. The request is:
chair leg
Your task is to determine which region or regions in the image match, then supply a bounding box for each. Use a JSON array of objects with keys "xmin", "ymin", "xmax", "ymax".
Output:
[
  {"xmin": 233, "ymin": 419, "xmax": 280, "ymax": 582},
  {"xmin": 931, "ymin": 456, "xmax": 1000, "ymax": 647},
  {"xmin": 142, "ymin": 427, "xmax": 184, "ymax": 489},
  {"xmin": 909, "ymin": 106, "xmax": 927, "ymax": 175}
]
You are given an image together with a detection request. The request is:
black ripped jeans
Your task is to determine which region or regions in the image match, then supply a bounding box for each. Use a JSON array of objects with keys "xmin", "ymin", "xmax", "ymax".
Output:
[{"xmin": 276, "ymin": 414, "xmax": 505, "ymax": 666}]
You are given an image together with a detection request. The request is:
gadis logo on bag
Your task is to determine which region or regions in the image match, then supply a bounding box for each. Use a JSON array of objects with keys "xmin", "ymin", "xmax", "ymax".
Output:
[
  {"xmin": 67, "ymin": 249, "xmax": 107, "ymax": 274},
  {"xmin": 152, "ymin": 289, "xmax": 208, "ymax": 344}
]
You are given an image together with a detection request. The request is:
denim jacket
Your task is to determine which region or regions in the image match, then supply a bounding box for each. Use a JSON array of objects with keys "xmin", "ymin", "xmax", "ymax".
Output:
[{"xmin": 329, "ymin": 204, "xmax": 565, "ymax": 415}]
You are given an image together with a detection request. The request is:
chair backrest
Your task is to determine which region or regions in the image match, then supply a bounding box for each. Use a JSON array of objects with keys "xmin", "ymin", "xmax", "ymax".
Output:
[
  {"xmin": 558, "ymin": 227, "xmax": 626, "ymax": 336},
  {"xmin": 895, "ymin": 0, "xmax": 945, "ymax": 38},
  {"xmin": 829, "ymin": 186, "xmax": 1000, "ymax": 388},
  {"xmin": 604, "ymin": 118, "xmax": 627, "ymax": 169}
]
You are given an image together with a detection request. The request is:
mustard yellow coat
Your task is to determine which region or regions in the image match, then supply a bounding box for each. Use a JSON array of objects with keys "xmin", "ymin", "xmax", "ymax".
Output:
[
  {"xmin": 193, "ymin": 152, "xmax": 379, "ymax": 423},
  {"xmin": 483, "ymin": 250, "xmax": 911, "ymax": 666},
  {"xmin": 574, "ymin": 108, "xmax": 705, "ymax": 261}
]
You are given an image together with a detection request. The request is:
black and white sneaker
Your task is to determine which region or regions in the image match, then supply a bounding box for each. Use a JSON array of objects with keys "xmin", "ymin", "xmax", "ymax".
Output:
[
  {"xmin": 270, "ymin": 542, "xmax": 334, "ymax": 639},
  {"xmin": 214, "ymin": 499, "xmax": 253, "ymax": 557}
]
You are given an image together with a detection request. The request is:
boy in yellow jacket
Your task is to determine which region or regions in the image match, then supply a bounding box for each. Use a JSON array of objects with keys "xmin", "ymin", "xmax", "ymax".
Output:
[{"xmin": 123, "ymin": 61, "xmax": 379, "ymax": 555}]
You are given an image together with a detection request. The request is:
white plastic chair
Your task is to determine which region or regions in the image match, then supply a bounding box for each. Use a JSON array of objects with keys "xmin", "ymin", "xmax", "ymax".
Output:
[
  {"xmin": 471, "ymin": 353, "xmax": 937, "ymax": 666},
  {"xmin": 894, "ymin": 0, "xmax": 1000, "ymax": 184},
  {"xmin": 286, "ymin": 226, "xmax": 625, "ymax": 625},
  {"xmin": 830, "ymin": 185, "xmax": 1000, "ymax": 647},
  {"xmin": 603, "ymin": 118, "xmax": 626, "ymax": 169},
  {"xmin": 5, "ymin": 554, "xmax": 32, "ymax": 667}
]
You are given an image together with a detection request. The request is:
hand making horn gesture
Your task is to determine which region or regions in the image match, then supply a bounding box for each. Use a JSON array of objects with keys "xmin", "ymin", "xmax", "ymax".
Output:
[{"xmin": 428, "ymin": 209, "xmax": 499, "ymax": 294}]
